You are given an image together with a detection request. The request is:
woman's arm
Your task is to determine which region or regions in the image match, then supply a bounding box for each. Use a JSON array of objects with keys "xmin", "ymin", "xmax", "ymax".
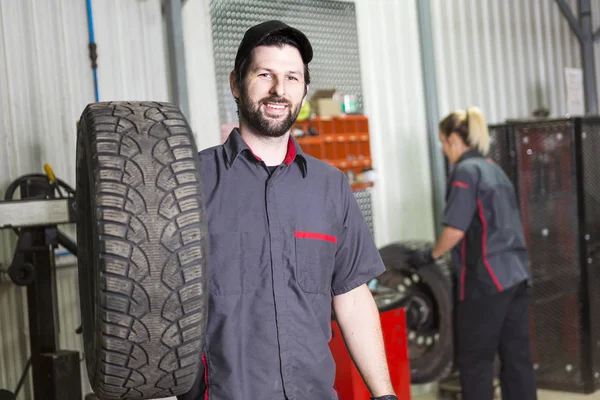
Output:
[{"xmin": 432, "ymin": 226, "xmax": 465, "ymax": 259}]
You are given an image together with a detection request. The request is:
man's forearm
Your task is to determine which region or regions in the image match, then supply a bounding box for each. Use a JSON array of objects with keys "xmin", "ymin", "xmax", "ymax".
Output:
[{"xmin": 333, "ymin": 284, "xmax": 395, "ymax": 397}]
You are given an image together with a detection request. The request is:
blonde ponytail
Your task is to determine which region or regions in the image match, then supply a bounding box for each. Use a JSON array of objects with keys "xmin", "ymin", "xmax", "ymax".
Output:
[
  {"xmin": 464, "ymin": 107, "xmax": 490, "ymax": 156},
  {"xmin": 439, "ymin": 106, "xmax": 490, "ymax": 156}
]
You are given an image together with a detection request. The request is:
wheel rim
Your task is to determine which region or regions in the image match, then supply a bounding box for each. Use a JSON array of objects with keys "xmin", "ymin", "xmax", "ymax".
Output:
[
  {"xmin": 373, "ymin": 287, "xmax": 406, "ymax": 310},
  {"xmin": 397, "ymin": 271, "xmax": 441, "ymax": 358}
]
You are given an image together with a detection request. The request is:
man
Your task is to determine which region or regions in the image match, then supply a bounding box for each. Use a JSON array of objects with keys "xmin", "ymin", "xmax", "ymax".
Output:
[{"xmin": 179, "ymin": 21, "xmax": 397, "ymax": 400}]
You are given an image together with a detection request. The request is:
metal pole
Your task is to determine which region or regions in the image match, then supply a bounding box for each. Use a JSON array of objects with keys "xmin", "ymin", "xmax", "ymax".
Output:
[
  {"xmin": 556, "ymin": 0, "xmax": 583, "ymax": 40},
  {"xmin": 417, "ymin": 0, "xmax": 445, "ymax": 238},
  {"xmin": 26, "ymin": 227, "xmax": 60, "ymax": 399},
  {"xmin": 573, "ymin": 118, "xmax": 595, "ymax": 393},
  {"xmin": 555, "ymin": 0, "xmax": 598, "ymax": 114},
  {"xmin": 164, "ymin": 0, "xmax": 190, "ymax": 118},
  {"xmin": 579, "ymin": 0, "xmax": 598, "ymax": 114}
]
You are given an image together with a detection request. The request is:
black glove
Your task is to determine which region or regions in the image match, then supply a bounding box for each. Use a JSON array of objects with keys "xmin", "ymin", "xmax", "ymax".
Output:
[
  {"xmin": 370, "ymin": 396, "xmax": 398, "ymax": 400},
  {"xmin": 407, "ymin": 247, "xmax": 434, "ymax": 267}
]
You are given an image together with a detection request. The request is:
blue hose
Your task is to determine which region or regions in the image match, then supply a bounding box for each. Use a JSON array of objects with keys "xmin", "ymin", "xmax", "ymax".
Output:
[
  {"xmin": 92, "ymin": 68, "xmax": 99, "ymax": 102},
  {"xmin": 85, "ymin": 0, "xmax": 100, "ymax": 102}
]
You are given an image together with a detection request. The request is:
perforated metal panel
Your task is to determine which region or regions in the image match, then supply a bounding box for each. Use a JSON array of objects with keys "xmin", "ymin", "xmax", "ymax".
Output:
[
  {"xmin": 487, "ymin": 125, "xmax": 505, "ymax": 165},
  {"xmin": 354, "ymin": 189, "xmax": 374, "ymax": 235},
  {"xmin": 209, "ymin": 0, "xmax": 363, "ymax": 125},
  {"xmin": 582, "ymin": 119, "xmax": 600, "ymax": 246},
  {"xmin": 514, "ymin": 121, "xmax": 584, "ymax": 391},
  {"xmin": 440, "ymin": 121, "xmax": 600, "ymax": 393},
  {"xmin": 487, "ymin": 124, "xmax": 515, "ymax": 184},
  {"xmin": 474, "ymin": 118, "xmax": 600, "ymax": 393},
  {"xmin": 581, "ymin": 118, "xmax": 600, "ymax": 388}
]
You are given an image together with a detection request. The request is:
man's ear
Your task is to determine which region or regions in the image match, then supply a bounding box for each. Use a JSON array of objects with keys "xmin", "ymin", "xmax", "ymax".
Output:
[
  {"xmin": 301, "ymin": 84, "xmax": 310, "ymax": 106},
  {"xmin": 229, "ymin": 70, "xmax": 240, "ymax": 99}
]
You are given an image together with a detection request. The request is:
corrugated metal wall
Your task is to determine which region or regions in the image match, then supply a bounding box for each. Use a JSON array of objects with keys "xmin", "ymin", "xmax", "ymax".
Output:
[
  {"xmin": 430, "ymin": 0, "xmax": 587, "ymax": 123},
  {"xmin": 0, "ymin": 0, "xmax": 169, "ymax": 397},
  {"xmin": 356, "ymin": 0, "xmax": 599, "ymax": 248},
  {"xmin": 2, "ymin": 0, "xmax": 600, "ymax": 397}
]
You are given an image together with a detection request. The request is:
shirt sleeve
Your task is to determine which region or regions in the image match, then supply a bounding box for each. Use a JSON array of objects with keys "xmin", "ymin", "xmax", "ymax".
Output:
[
  {"xmin": 442, "ymin": 166, "xmax": 478, "ymax": 231},
  {"xmin": 331, "ymin": 175, "xmax": 386, "ymax": 296}
]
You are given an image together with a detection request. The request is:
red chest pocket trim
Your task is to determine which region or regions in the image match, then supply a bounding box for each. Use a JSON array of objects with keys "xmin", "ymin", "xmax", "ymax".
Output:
[
  {"xmin": 295, "ymin": 231, "xmax": 337, "ymax": 244},
  {"xmin": 452, "ymin": 181, "xmax": 469, "ymax": 189}
]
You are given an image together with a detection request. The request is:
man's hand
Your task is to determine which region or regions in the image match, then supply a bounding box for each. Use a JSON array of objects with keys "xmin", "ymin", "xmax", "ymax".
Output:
[
  {"xmin": 407, "ymin": 247, "xmax": 434, "ymax": 267},
  {"xmin": 371, "ymin": 396, "xmax": 398, "ymax": 400},
  {"xmin": 333, "ymin": 284, "xmax": 395, "ymax": 397}
]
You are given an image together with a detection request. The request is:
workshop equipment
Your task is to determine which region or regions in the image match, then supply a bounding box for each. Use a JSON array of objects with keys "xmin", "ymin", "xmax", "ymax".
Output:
[
  {"xmin": 330, "ymin": 307, "xmax": 411, "ymax": 400},
  {"xmin": 0, "ymin": 165, "xmax": 80, "ymax": 400},
  {"xmin": 376, "ymin": 241, "xmax": 454, "ymax": 385},
  {"xmin": 477, "ymin": 117, "xmax": 600, "ymax": 394}
]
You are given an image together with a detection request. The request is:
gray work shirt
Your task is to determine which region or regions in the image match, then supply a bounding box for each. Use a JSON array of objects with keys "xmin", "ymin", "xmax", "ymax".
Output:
[
  {"xmin": 182, "ymin": 129, "xmax": 385, "ymax": 400},
  {"xmin": 443, "ymin": 149, "xmax": 532, "ymax": 302}
]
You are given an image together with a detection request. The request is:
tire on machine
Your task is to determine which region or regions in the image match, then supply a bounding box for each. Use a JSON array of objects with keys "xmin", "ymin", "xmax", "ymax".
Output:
[
  {"xmin": 76, "ymin": 101, "xmax": 208, "ymax": 399},
  {"xmin": 377, "ymin": 240, "xmax": 454, "ymax": 384}
]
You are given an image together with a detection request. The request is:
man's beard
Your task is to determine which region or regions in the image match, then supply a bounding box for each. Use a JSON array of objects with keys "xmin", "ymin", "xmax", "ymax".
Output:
[{"xmin": 238, "ymin": 89, "xmax": 302, "ymax": 138}]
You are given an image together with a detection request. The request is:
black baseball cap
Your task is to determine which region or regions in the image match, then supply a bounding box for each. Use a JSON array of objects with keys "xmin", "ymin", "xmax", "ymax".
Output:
[{"xmin": 234, "ymin": 20, "xmax": 313, "ymax": 71}]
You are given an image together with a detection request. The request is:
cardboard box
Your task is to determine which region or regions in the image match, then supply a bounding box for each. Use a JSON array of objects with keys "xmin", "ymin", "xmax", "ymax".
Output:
[{"xmin": 310, "ymin": 89, "xmax": 342, "ymax": 118}]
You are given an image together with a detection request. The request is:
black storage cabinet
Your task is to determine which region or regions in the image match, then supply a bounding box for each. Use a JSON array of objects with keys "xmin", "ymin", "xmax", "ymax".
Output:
[{"xmin": 478, "ymin": 117, "xmax": 600, "ymax": 393}]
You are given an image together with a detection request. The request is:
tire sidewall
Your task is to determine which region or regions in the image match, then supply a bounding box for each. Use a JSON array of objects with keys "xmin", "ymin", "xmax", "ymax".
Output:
[
  {"xmin": 377, "ymin": 241, "xmax": 455, "ymax": 384},
  {"xmin": 76, "ymin": 116, "xmax": 101, "ymax": 389},
  {"xmin": 408, "ymin": 262, "xmax": 454, "ymax": 383}
]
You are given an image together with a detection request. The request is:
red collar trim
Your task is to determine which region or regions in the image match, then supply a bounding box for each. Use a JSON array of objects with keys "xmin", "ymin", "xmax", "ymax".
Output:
[
  {"xmin": 284, "ymin": 137, "xmax": 297, "ymax": 165},
  {"xmin": 240, "ymin": 135, "xmax": 296, "ymax": 165}
]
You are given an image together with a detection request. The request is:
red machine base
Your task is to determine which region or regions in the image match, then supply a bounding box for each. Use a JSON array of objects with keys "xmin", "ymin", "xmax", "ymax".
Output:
[{"xmin": 330, "ymin": 307, "xmax": 411, "ymax": 399}]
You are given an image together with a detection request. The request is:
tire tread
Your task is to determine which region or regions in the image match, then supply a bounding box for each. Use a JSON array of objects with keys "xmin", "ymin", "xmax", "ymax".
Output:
[{"xmin": 78, "ymin": 101, "xmax": 207, "ymax": 399}]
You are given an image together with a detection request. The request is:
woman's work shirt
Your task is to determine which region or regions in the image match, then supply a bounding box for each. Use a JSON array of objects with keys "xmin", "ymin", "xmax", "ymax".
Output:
[{"xmin": 443, "ymin": 149, "xmax": 531, "ymax": 302}]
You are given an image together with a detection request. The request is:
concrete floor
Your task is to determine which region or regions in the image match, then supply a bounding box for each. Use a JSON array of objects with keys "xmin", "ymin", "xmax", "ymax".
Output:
[{"xmin": 412, "ymin": 385, "xmax": 600, "ymax": 399}]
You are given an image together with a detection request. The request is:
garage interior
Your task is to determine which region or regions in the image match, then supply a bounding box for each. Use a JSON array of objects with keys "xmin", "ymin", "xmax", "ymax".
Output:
[{"xmin": 2, "ymin": 0, "xmax": 600, "ymax": 399}]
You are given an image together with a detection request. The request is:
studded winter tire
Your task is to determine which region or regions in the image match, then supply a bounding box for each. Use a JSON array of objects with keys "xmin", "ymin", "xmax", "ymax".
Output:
[{"xmin": 76, "ymin": 102, "xmax": 208, "ymax": 399}]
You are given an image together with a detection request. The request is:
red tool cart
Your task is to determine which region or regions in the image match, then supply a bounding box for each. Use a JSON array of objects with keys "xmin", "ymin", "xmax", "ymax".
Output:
[{"xmin": 330, "ymin": 308, "xmax": 412, "ymax": 400}]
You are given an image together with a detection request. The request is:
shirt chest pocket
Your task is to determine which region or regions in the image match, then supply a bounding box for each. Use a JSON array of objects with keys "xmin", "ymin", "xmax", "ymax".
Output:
[
  {"xmin": 295, "ymin": 231, "xmax": 337, "ymax": 294},
  {"xmin": 208, "ymin": 232, "xmax": 265, "ymax": 296}
]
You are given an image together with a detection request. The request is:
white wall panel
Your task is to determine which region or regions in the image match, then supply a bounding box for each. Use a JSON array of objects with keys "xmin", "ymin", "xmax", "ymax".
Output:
[
  {"xmin": 0, "ymin": 0, "xmax": 170, "ymax": 397},
  {"xmin": 354, "ymin": 0, "xmax": 436, "ymax": 246},
  {"xmin": 182, "ymin": 0, "xmax": 221, "ymax": 151}
]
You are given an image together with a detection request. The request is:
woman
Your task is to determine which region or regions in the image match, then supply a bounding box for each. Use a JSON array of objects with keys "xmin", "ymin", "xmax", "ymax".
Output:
[{"xmin": 408, "ymin": 107, "xmax": 537, "ymax": 399}]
